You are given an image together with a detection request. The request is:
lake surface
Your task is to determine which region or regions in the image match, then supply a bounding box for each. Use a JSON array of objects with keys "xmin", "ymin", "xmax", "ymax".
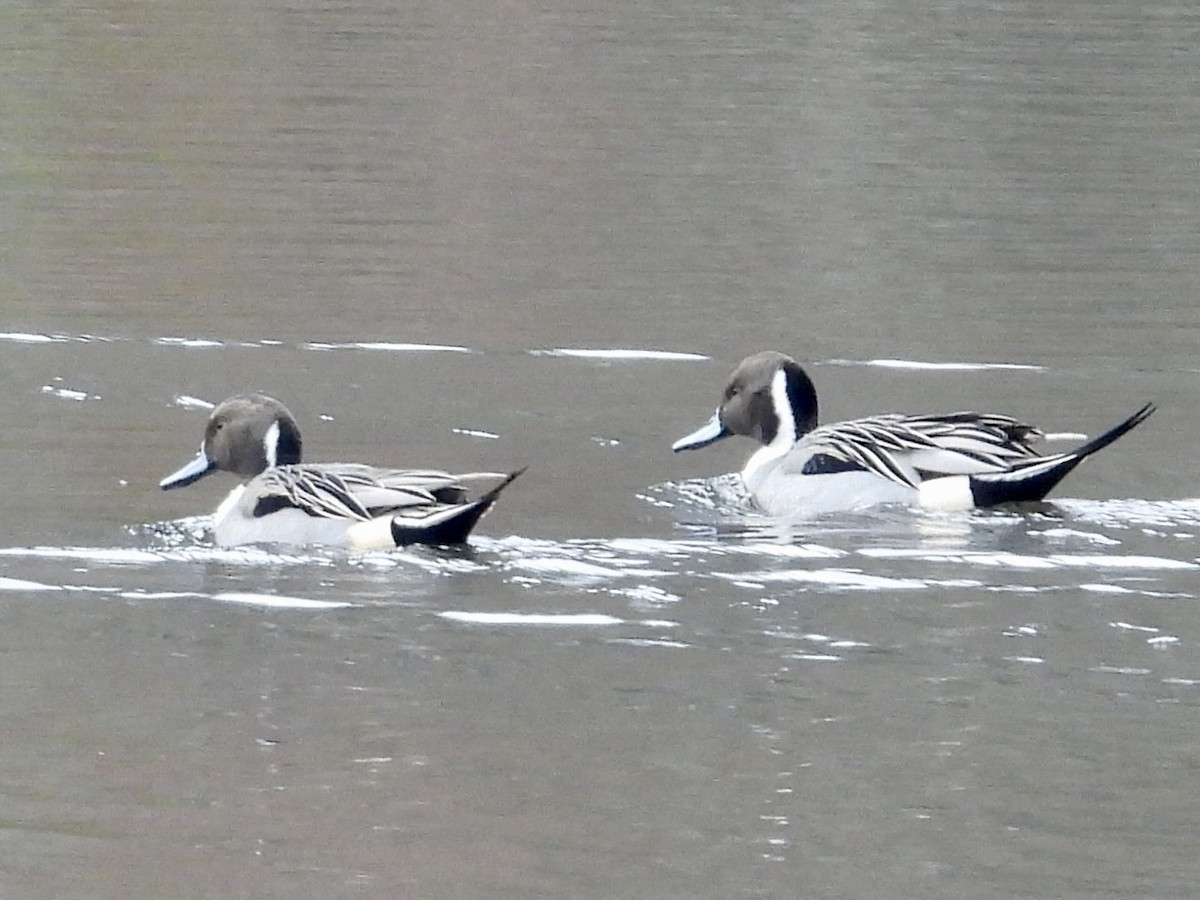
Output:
[{"xmin": 2, "ymin": 1, "xmax": 1199, "ymax": 897}]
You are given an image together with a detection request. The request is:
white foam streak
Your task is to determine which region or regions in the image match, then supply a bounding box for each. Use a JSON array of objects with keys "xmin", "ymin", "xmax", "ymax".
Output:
[
  {"xmin": 1049, "ymin": 554, "xmax": 1197, "ymax": 570},
  {"xmin": 120, "ymin": 591, "xmax": 206, "ymax": 600},
  {"xmin": 1030, "ymin": 528, "xmax": 1121, "ymax": 545},
  {"xmin": 212, "ymin": 592, "xmax": 354, "ymax": 610},
  {"xmin": 41, "ymin": 385, "xmax": 94, "ymax": 401},
  {"xmin": 608, "ymin": 637, "xmax": 691, "ymax": 648},
  {"xmin": 0, "ymin": 576, "xmax": 62, "ymax": 591},
  {"xmin": 861, "ymin": 358, "xmax": 1043, "ymax": 371},
  {"xmin": 509, "ymin": 558, "xmax": 629, "ymax": 579},
  {"xmin": 439, "ymin": 611, "xmax": 625, "ymax": 626},
  {"xmin": 0, "ymin": 578, "xmax": 349, "ymax": 609},
  {"xmin": 1111, "ymin": 621, "xmax": 1158, "ymax": 633},
  {"xmin": 155, "ymin": 337, "xmax": 224, "ymax": 348},
  {"xmin": 715, "ymin": 569, "xmax": 927, "ymax": 590},
  {"xmin": 731, "ymin": 543, "xmax": 847, "ymax": 560},
  {"xmin": 1056, "ymin": 498, "xmax": 1200, "ymax": 529},
  {"xmin": 532, "ymin": 348, "xmax": 708, "ymax": 361},
  {"xmin": 0, "ymin": 545, "xmax": 329, "ymax": 567},
  {"xmin": 304, "ymin": 341, "xmax": 470, "ymax": 353},
  {"xmin": 608, "ymin": 585, "xmax": 681, "ymax": 605},
  {"xmin": 174, "ymin": 395, "xmax": 215, "ymax": 410},
  {"xmin": 0, "ymin": 546, "xmax": 168, "ymax": 564},
  {"xmin": 1147, "ymin": 636, "xmax": 1179, "ymax": 646},
  {"xmin": 0, "ymin": 332, "xmax": 67, "ymax": 343},
  {"xmin": 859, "ymin": 548, "xmax": 1196, "ymax": 571},
  {"xmin": 604, "ymin": 538, "xmax": 719, "ymax": 556}
]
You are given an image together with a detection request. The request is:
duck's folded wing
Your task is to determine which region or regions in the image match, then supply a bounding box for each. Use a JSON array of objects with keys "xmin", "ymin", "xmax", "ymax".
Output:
[
  {"xmin": 251, "ymin": 465, "xmax": 452, "ymax": 518},
  {"xmin": 799, "ymin": 426, "xmax": 923, "ymax": 489},
  {"xmin": 800, "ymin": 412, "xmax": 1045, "ymax": 488},
  {"xmin": 898, "ymin": 412, "xmax": 1043, "ymax": 475},
  {"xmin": 321, "ymin": 465, "xmax": 474, "ymax": 513},
  {"xmin": 252, "ymin": 467, "xmax": 377, "ymax": 520}
]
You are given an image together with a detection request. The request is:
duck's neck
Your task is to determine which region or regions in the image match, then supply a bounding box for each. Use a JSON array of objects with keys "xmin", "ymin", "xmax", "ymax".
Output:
[
  {"xmin": 261, "ymin": 418, "xmax": 303, "ymax": 471},
  {"xmin": 764, "ymin": 362, "xmax": 818, "ymax": 444},
  {"xmin": 779, "ymin": 360, "xmax": 819, "ymax": 436},
  {"xmin": 743, "ymin": 364, "xmax": 819, "ymax": 486}
]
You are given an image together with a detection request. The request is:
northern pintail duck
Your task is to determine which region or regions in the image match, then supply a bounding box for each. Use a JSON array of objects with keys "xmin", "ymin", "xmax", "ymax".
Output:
[
  {"xmin": 160, "ymin": 394, "xmax": 523, "ymax": 549},
  {"xmin": 673, "ymin": 351, "xmax": 1155, "ymax": 515}
]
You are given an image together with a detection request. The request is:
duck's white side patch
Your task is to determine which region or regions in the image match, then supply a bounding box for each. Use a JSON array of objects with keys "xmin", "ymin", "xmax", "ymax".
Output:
[
  {"xmin": 262, "ymin": 421, "xmax": 280, "ymax": 469},
  {"xmin": 917, "ymin": 475, "xmax": 975, "ymax": 511},
  {"xmin": 345, "ymin": 517, "xmax": 398, "ymax": 553}
]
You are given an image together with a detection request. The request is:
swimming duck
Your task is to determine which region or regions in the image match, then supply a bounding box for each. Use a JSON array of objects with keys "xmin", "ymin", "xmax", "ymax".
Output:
[
  {"xmin": 160, "ymin": 393, "xmax": 523, "ymax": 549},
  {"xmin": 672, "ymin": 351, "xmax": 1155, "ymax": 515}
]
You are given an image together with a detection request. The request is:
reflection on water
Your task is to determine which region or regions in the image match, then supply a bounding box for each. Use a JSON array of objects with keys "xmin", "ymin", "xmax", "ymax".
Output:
[
  {"xmin": 3, "ymin": 491, "xmax": 1197, "ymax": 884},
  {"xmin": 3, "ymin": 479, "xmax": 1199, "ymax": 898},
  {"xmin": 4, "ymin": 493, "xmax": 1197, "ymax": 608},
  {"xmin": 4, "ymin": 335, "xmax": 1198, "ymax": 898}
]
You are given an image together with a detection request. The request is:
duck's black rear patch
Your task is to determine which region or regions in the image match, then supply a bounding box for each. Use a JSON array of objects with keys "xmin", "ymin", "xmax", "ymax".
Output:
[{"xmin": 801, "ymin": 453, "xmax": 866, "ymax": 476}]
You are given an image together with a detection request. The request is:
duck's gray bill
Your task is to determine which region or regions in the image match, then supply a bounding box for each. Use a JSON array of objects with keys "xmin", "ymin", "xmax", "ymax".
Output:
[
  {"xmin": 160, "ymin": 448, "xmax": 214, "ymax": 490},
  {"xmin": 672, "ymin": 411, "xmax": 730, "ymax": 452}
]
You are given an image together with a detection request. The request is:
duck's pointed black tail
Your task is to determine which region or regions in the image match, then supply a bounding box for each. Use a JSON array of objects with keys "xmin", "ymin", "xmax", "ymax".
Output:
[
  {"xmin": 390, "ymin": 468, "xmax": 526, "ymax": 546},
  {"xmin": 968, "ymin": 403, "xmax": 1155, "ymax": 508}
]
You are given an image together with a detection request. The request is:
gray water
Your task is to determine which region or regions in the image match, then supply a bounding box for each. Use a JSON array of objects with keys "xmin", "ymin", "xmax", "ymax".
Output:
[{"xmin": 3, "ymin": 1, "xmax": 1199, "ymax": 897}]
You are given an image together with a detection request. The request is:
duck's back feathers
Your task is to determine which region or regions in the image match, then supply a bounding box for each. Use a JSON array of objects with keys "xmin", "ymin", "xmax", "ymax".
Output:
[{"xmin": 799, "ymin": 411, "xmax": 1044, "ymax": 489}]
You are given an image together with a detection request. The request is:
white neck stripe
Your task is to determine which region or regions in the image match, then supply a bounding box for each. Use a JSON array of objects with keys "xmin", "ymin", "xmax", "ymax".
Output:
[
  {"xmin": 768, "ymin": 367, "xmax": 797, "ymax": 450},
  {"xmin": 743, "ymin": 368, "xmax": 799, "ymax": 485},
  {"xmin": 263, "ymin": 421, "xmax": 280, "ymax": 469}
]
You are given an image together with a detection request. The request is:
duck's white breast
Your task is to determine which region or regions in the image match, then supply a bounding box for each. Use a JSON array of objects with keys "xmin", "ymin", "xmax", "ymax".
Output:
[
  {"xmin": 745, "ymin": 460, "xmax": 917, "ymax": 517},
  {"xmin": 212, "ymin": 484, "xmax": 364, "ymax": 548}
]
